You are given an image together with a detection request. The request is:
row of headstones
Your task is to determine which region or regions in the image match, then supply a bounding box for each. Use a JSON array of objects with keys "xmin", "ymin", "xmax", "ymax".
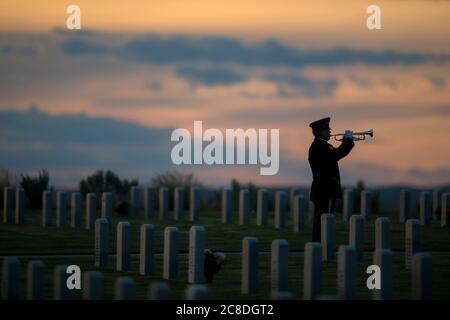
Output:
[
  {"xmin": 129, "ymin": 186, "xmax": 202, "ymax": 221},
  {"xmin": 2, "ymin": 187, "xmax": 308, "ymax": 231},
  {"xmin": 5, "ymin": 186, "xmax": 449, "ymax": 227},
  {"xmin": 243, "ymin": 221, "xmax": 431, "ymax": 300},
  {"xmin": 0, "ymin": 186, "xmax": 339, "ymax": 229},
  {"xmin": 4, "ymin": 187, "xmax": 445, "ymax": 241},
  {"xmin": 138, "ymin": 187, "xmax": 449, "ymax": 227},
  {"xmin": 340, "ymin": 189, "xmax": 450, "ymax": 226},
  {"xmin": 221, "ymin": 189, "xmax": 307, "ymax": 231},
  {"xmin": 1, "ymin": 186, "xmax": 202, "ymax": 228},
  {"xmin": 1, "ymin": 257, "xmax": 207, "ymax": 300},
  {"xmin": 99, "ymin": 212, "xmax": 424, "ymax": 276},
  {"xmin": 95, "ymin": 188, "xmax": 450, "ymax": 229},
  {"xmin": 119, "ymin": 187, "xmax": 311, "ymax": 227},
  {"xmin": 2, "ymin": 215, "xmax": 429, "ymax": 300},
  {"xmin": 0, "ymin": 186, "xmax": 359, "ymax": 226},
  {"xmin": 222, "ymin": 188, "xmax": 442, "ymax": 228},
  {"xmin": 320, "ymin": 214, "xmax": 431, "ymax": 298},
  {"xmin": 325, "ymin": 214, "xmax": 423, "ymax": 271},
  {"xmin": 2, "ymin": 187, "xmax": 111, "ymax": 228},
  {"xmin": 40, "ymin": 191, "xmax": 110, "ymax": 229},
  {"xmin": 95, "ymin": 220, "xmax": 205, "ymax": 284},
  {"xmin": 97, "ymin": 213, "xmax": 427, "ymax": 299},
  {"xmin": 398, "ymin": 189, "xmax": 449, "ymax": 226}
]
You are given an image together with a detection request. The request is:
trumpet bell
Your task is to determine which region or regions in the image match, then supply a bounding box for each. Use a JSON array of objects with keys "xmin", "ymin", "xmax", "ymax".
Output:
[{"xmin": 353, "ymin": 128, "xmax": 373, "ymax": 138}]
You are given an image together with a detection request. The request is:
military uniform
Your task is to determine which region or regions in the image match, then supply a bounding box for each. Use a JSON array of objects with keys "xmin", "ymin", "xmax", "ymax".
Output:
[{"xmin": 308, "ymin": 117, "xmax": 355, "ymax": 242}]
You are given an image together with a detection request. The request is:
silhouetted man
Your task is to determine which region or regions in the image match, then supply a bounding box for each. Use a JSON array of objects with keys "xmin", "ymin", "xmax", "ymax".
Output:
[{"xmin": 308, "ymin": 117, "xmax": 355, "ymax": 242}]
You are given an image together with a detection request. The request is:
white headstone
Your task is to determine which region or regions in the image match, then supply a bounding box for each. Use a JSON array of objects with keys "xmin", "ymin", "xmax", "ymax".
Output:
[
  {"xmin": 412, "ymin": 252, "xmax": 432, "ymax": 300},
  {"xmin": 442, "ymin": 193, "xmax": 449, "ymax": 227},
  {"xmin": 432, "ymin": 189, "xmax": 442, "ymax": 221},
  {"xmin": 304, "ymin": 242, "xmax": 322, "ymax": 300},
  {"xmin": 15, "ymin": 188, "xmax": 25, "ymax": 225},
  {"xmin": 3, "ymin": 187, "xmax": 14, "ymax": 224},
  {"xmin": 174, "ymin": 187, "xmax": 185, "ymax": 220},
  {"xmin": 190, "ymin": 187, "xmax": 201, "ymax": 221},
  {"xmin": 144, "ymin": 186, "xmax": 155, "ymax": 219},
  {"xmin": 26, "ymin": 260, "xmax": 44, "ymax": 300},
  {"xmin": 399, "ymin": 190, "xmax": 411, "ymax": 223},
  {"xmin": 116, "ymin": 221, "xmax": 131, "ymax": 271},
  {"xmin": 130, "ymin": 186, "xmax": 140, "ymax": 217},
  {"xmin": 361, "ymin": 190, "xmax": 371, "ymax": 220},
  {"xmin": 275, "ymin": 191, "xmax": 287, "ymax": 229},
  {"xmin": 185, "ymin": 284, "xmax": 208, "ymax": 300},
  {"xmin": 293, "ymin": 195, "xmax": 305, "ymax": 232},
  {"xmin": 2, "ymin": 257, "xmax": 20, "ymax": 299},
  {"xmin": 271, "ymin": 239, "xmax": 288, "ymax": 294},
  {"xmin": 95, "ymin": 218, "xmax": 109, "ymax": 267},
  {"xmin": 321, "ymin": 213, "xmax": 336, "ymax": 261},
  {"xmin": 42, "ymin": 190, "xmax": 52, "ymax": 227},
  {"xmin": 221, "ymin": 188, "xmax": 233, "ymax": 224},
  {"xmin": 71, "ymin": 192, "xmax": 82, "ymax": 227},
  {"xmin": 56, "ymin": 191, "xmax": 67, "ymax": 227},
  {"xmin": 163, "ymin": 226, "xmax": 179, "ymax": 280},
  {"xmin": 419, "ymin": 192, "xmax": 431, "ymax": 225},
  {"xmin": 188, "ymin": 226, "xmax": 205, "ymax": 284},
  {"xmin": 372, "ymin": 249, "xmax": 393, "ymax": 300},
  {"xmin": 257, "ymin": 189, "xmax": 268, "ymax": 226},
  {"xmin": 159, "ymin": 188, "xmax": 169, "ymax": 220},
  {"xmin": 148, "ymin": 282, "xmax": 170, "ymax": 300},
  {"xmin": 114, "ymin": 277, "xmax": 135, "ymax": 300},
  {"xmin": 101, "ymin": 192, "xmax": 113, "ymax": 224},
  {"xmin": 337, "ymin": 245, "xmax": 356, "ymax": 300},
  {"xmin": 375, "ymin": 217, "xmax": 390, "ymax": 250},
  {"xmin": 239, "ymin": 189, "xmax": 250, "ymax": 225},
  {"xmin": 86, "ymin": 193, "xmax": 97, "ymax": 230},
  {"xmin": 140, "ymin": 224, "xmax": 155, "ymax": 275},
  {"xmin": 83, "ymin": 271, "xmax": 103, "ymax": 300},
  {"xmin": 405, "ymin": 219, "xmax": 421, "ymax": 269},
  {"xmin": 289, "ymin": 188, "xmax": 301, "ymax": 218},
  {"xmin": 349, "ymin": 215, "xmax": 364, "ymax": 262},
  {"xmin": 242, "ymin": 237, "xmax": 259, "ymax": 294},
  {"xmin": 343, "ymin": 189, "xmax": 354, "ymax": 222}
]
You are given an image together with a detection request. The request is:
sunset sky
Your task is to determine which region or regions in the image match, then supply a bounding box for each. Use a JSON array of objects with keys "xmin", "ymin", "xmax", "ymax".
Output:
[{"xmin": 1, "ymin": 0, "xmax": 450, "ymax": 188}]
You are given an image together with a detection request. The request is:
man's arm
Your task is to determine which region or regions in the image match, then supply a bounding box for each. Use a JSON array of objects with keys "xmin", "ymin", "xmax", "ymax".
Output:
[{"xmin": 333, "ymin": 137, "xmax": 355, "ymax": 161}]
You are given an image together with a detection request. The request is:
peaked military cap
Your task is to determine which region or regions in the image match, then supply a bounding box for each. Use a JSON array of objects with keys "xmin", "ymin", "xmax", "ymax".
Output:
[{"xmin": 309, "ymin": 117, "xmax": 331, "ymax": 130}]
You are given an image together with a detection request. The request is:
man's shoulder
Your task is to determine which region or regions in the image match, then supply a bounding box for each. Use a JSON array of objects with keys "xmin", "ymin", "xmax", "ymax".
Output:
[
  {"xmin": 309, "ymin": 140, "xmax": 334, "ymax": 160},
  {"xmin": 310, "ymin": 138, "xmax": 331, "ymax": 149}
]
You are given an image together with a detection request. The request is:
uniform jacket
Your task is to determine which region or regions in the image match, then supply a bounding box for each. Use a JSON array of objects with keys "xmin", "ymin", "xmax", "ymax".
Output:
[{"xmin": 308, "ymin": 137, "xmax": 354, "ymax": 201}]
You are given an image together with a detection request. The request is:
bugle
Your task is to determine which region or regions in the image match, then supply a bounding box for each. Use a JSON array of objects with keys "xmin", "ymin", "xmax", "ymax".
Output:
[{"xmin": 332, "ymin": 128, "xmax": 374, "ymax": 141}]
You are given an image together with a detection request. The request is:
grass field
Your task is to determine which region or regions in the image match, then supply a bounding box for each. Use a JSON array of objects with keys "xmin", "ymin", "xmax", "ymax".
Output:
[{"xmin": 1, "ymin": 208, "xmax": 449, "ymax": 299}]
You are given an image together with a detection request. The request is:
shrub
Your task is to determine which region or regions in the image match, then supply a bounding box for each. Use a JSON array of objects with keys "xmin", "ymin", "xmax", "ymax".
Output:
[
  {"xmin": 79, "ymin": 170, "xmax": 138, "ymax": 200},
  {"xmin": 20, "ymin": 169, "xmax": 50, "ymax": 210},
  {"xmin": 230, "ymin": 178, "xmax": 259, "ymax": 211},
  {"xmin": 151, "ymin": 171, "xmax": 203, "ymax": 210},
  {"xmin": 351, "ymin": 179, "xmax": 380, "ymax": 215}
]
